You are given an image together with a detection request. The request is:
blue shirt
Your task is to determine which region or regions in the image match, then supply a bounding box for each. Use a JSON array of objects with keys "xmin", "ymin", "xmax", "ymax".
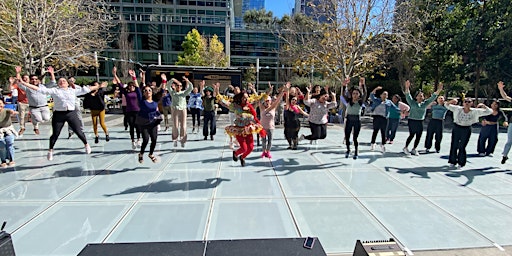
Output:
[{"xmin": 431, "ymin": 104, "xmax": 448, "ymax": 120}]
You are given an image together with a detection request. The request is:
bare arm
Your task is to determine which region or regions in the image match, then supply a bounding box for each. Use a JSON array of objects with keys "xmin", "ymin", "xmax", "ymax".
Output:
[{"xmin": 498, "ymin": 81, "xmax": 512, "ymax": 102}]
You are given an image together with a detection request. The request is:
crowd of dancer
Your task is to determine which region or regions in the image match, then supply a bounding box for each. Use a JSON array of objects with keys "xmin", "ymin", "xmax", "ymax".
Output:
[{"xmin": 3, "ymin": 65, "xmax": 512, "ymax": 170}]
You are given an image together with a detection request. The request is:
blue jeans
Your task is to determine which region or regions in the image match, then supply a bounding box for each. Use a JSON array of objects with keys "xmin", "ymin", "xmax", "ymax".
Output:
[
  {"xmin": 502, "ymin": 125, "xmax": 512, "ymax": 157},
  {"xmin": 0, "ymin": 134, "xmax": 15, "ymax": 163}
]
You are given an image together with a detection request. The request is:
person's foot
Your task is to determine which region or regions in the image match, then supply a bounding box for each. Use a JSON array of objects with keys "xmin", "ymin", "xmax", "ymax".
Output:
[
  {"xmin": 85, "ymin": 144, "xmax": 91, "ymax": 154},
  {"xmin": 478, "ymin": 153, "xmax": 485, "ymax": 157},
  {"xmin": 192, "ymin": 127, "xmax": 196, "ymax": 133},
  {"xmin": 210, "ymin": 135, "xmax": 214, "ymax": 140},
  {"xmin": 137, "ymin": 139, "xmax": 141, "ymax": 147},
  {"xmin": 411, "ymin": 149, "xmax": 419, "ymax": 156},
  {"xmin": 261, "ymin": 152, "xmax": 267, "ymax": 158},
  {"xmin": 353, "ymin": 154, "xmax": 358, "ymax": 159},
  {"xmin": 181, "ymin": 141, "xmax": 185, "ymax": 148},
  {"xmin": 240, "ymin": 157, "xmax": 245, "ymax": 167},
  {"xmin": 18, "ymin": 128, "xmax": 25, "ymax": 136},
  {"xmin": 68, "ymin": 131, "xmax": 74, "ymax": 139},
  {"xmin": 204, "ymin": 136, "xmax": 208, "ymax": 140},
  {"xmin": 33, "ymin": 129, "xmax": 40, "ymax": 135},
  {"xmin": 389, "ymin": 140, "xmax": 393, "ymax": 144},
  {"xmin": 266, "ymin": 152, "xmax": 272, "ymax": 158},
  {"xmin": 164, "ymin": 126, "xmax": 169, "ymax": 131},
  {"xmin": 380, "ymin": 145, "xmax": 386, "ymax": 153},
  {"xmin": 8, "ymin": 161, "xmax": 15, "ymax": 167},
  {"xmin": 47, "ymin": 150, "xmax": 54, "ymax": 161},
  {"xmin": 0, "ymin": 163, "xmax": 7, "ymax": 168},
  {"xmin": 232, "ymin": 151, "xmax": 238, "ymax": 162},
  {"xmin": 449, "ymin": 163, "xmax": 456, "ymax": 168},
  {"xmin": 138, "ymin": 153, "xmax": 143, "ymax": 163},
  {"xmin": 425, "ymin": 148, "xmax": 430, "ymax": 153},
  {"xmin": 105, "ymin": 134, "xmax": 110, "ymax": 142},
  {"xmin": 403, "ymin": 147, "xmax": 411, "ymax": 156},
  {"xmin": 132, "ymin": 141, "xmax": 137, "ymax": 150},
  {"xmin": 173, "ymin": 140, "xmax": 178, "ymax": 147},
  {"xmin": 486, "ymin": 153, "xmax": 493, "ymax": 157},
  {"xmin": 148, "ymin": 154, "xmax": 157, "ymax": 163},
  {"xmin": 125, "ymin": 126, "xmax": 128, "ymax": 131},
  {"xmin": 502, "ymin": 156, "xmax": 508, "ymax": 164},
  {"xmin": 299, "ymin": 134, "xmax": 305, "ymax": 141},
  {"xmin": 345, "ymin": 151, "xmax": 350, "ymax": 158},
  {"xmin": 370, "ymin": 143, "xmax": 376, "ymax": 151},
  {"xmin": 94, "ymin": 136, "xmax": 99, "ymax": 144}
]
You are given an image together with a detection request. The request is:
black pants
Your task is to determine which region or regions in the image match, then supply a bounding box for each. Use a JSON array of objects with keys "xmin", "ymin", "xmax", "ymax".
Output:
[
  {"xmin": 425, "ymin": 119, "xmax": 444, "ymax": 151},
  {"xmin": 50, "ymin": 111, "xmax": 87, "ymax": 149},
  {"xmin": 122, "ymin": 106, "xmax": 128, "ymax": 128},
  {"xmin": 203, "ymin": 110, "xmax": 216, "ymax": 136},
  {"xmin": 140, "ymin": 122, "xmax": 159, "ymax": 156},
  {"xmin": 449, "ymin": 124, "xmax": 472, "ymax": 167},
  {"xmin": 406, "ymin": 119, "xmax": 424, "ymax": 148},
  {"xmin": 190, "ymin": 108, "xmax": 201, "ymax": 127},
  {"xmin": 345, "ymin": 115, "xmax": 361, "ymax": 152},
  {"xmin": 305, "ymin": 122, "xmax": 327, "ymax": 141},
  {"xmin": 126, "ymin": 111, "xmax": 140, "ymax": 141},
  {"xmin": 477, "ymin": 124, "xmax": 498, "ymax": 155},
  {"xmin": 371, "ymin": 115, "xmax": 387, "ymax": 144}
]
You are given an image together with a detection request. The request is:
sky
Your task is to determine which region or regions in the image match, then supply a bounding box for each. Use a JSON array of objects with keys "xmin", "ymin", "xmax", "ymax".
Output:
[{"xmin": 265, "ymin": 0, "xmax": 295, "ymax": 18}]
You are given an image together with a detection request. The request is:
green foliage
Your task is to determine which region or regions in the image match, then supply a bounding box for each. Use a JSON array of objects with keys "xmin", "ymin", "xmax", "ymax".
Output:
[{"xmin": 176, "ymin": 29, "xmax": 228, "ymax": 67}]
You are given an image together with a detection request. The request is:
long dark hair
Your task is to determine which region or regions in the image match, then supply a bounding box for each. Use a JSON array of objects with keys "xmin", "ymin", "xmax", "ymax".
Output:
[
  {"xmin": 348, "ymin": 87, "xmax": 364, "ymax": 106},
  {"xmin": 233, "ymin": 91, "xmax": 246, "ymax": 105}
]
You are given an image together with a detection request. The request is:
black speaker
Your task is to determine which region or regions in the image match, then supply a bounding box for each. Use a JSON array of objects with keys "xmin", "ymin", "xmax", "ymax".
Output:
[
  {"xmin": 77, "ymin": 241, "xmax": 206, "ymax": 256},
  {"xmin": 77, "ymin": 237, "xmax": 327, "ymax": 256},
  {"xmin": 206, "ymin": 237, "xmax": 327, "ymax": 256},
  {"xmin": 353, "ymin": 238, "xmax": 406, "ymax": 256},
  {"xmin": 0, "ymin": 222, "xmax": 16, "ymax": 256}
]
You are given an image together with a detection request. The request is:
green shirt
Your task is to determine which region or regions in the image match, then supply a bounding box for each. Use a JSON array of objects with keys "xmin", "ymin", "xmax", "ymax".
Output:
[
  {"xmin": 169, "ymin": 81, "xmax": 193, "ymax": 110},
  {"xmin": 405, "ymin": 92, "xmax": 437, "ymax": 120},
  {"xmin": 345, "ymin": 102, "xmax": 363, "ymax": 116},
  {"xmin": 203, "ymin": 96, "xmax": 216, "ymax": 111}
]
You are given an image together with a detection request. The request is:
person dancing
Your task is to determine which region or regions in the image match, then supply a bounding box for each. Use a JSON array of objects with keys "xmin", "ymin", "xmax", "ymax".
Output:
[
  {"xmin": 201, "ymin": 81, "xmax": 217, "ymax": 140},
  {"xmin": 369, "ymin": 85, "xmax": 391, "ymax": 152},
  {"xmin": 342, "ymin": 78, "xmax": 366, "ymax": 159},
  {"xmin": 188, "ymin": 86, "xmax": 203, "ymax": 133},
  {"xmin": 424, "ymin": 95, "xmax": 448, "ymax": 153},
  {"xmin": 83, "ymin": 82, "xmax": 110, "ymax": 143},
  {"xmin": 258, "ymin": 84, "xmax": 285, "ymax": 158},
  {"xmin": 283, "ymin": 83, "xmax": 308, "ymax": 150},
  {"xmin": 476, "ymin": 100, "xmax": 506, "ymax": 157},
  {"xmin": 113, "ymin": 66, "xmax": 141, "ymax": 150},
  {"xmin": 216, "ymin": 87, "xmax": 265, "ymax": 167},
  {"xmin": 0, "ymin": 99, "xmax": 18, "ymax": 167},
  {"xmin": 300, "ymin": 87, "xmax": 337, "ymax": 143},
  {"xmin": 132, "ymin": 70, "xmax": 164, "ymax": 163},
  {"xmin": 498, "ymin": 81, "xmax": 512, "ymax": 164},
  {"xmin": 19, "ymin": 78, "xmax": 107, "ymax": 160},
  {"xmin": 403, "ymin": 80, "xmax": 443, "ymax": 156},
  {"xmin": 167, "ymin": 75, "xmax": 193, "ymax": 147},
  {"xmin": 444, "ymin": 98, "xmax": 492, "ymax": 169}
]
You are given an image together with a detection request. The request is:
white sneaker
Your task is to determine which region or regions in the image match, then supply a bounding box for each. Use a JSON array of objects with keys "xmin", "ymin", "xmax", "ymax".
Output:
[
  {"xmin": 299, "ymin": 134, "xmax": 305, "ymax": 141},
  {"xmin": 157, "ymin": 125, "xmax": 161, "ymax": 131},
  {"xmin": 85, "ymin": 144, "xmax": 91, "ymax": 154},
  {"xmin": 403, "ymin": 147, "xmax": 411, "ymax": 156},
  {"xmin": 181, "ymin": 141, "xmax": 185, "ymax": 148},
  {"xmin": 380, "ymin": 145, "xmax": 386, "ymax": 153},
  {"xmin": 47, "ymin": 150, "xmax": 53, "ymax": 161},
  {"xmin": 457, "ymin": 165, "xmax": 462, "ymax": 170},
  {"xmin": 370, "ymin": 143, "xmax": 376, "ymax": 151},
  {"xmin": 132, "ymin": 141, "xmax": 137, "ymax": 150},
  {"xmin": 173, "ymin": 140, "xmax": 178, "ymax": 147},
  {"xmin": 411, "ymin": 149, "xmax": 419, "ymax": 156},
  {"xmin": 137, "ymin": 139, "xmax": 142, "ymax": 147}
]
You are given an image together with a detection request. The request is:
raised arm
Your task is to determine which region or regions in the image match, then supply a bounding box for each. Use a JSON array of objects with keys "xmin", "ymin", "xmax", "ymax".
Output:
[
  {"xmin": 128, "ymin": 69, "xmax": 139, "ymax": 87},
  {"xmin": 268, "ymin": 86, "xmax": 286, "ymax": 111},
  {"xmin": 434, "ymin": 82, "xmax": 443, "ymax": 95},
  {"xmin": 404, "ymin": 80, "xmax": 411, "ymax": 94},
  {"xmin": 199, "ymin": 80, "xmax": 206, "ymax": 97},
  {"xmin": 498, "ymin": 81, "xmax": 512, "ymax": 102}
]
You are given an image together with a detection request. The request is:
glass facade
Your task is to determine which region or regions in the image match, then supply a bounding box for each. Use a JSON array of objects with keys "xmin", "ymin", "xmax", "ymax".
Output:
[{"xmin": 99, "ymin": 0, "xmax": 279, "ymax": 83}]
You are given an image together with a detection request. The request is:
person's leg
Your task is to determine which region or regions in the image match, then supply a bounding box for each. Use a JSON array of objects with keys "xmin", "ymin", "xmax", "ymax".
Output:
[
  {"xmin": 319, "ymin": 123, "xmax": 327, "ymax": 140},
  {"xmin": 405, "ymin": 122, "xmax": 415, "ymax": 148},
  {"xmin": 18, "ymin": 102, "xmax": 29, "ymax": 131},
  {"xmin": 5, "ymin": 135, "xmax": 15, "ymax": 163},
  {"xmin": 0, "ymin": 138, "xmax": 6, "ymax": 163},
  {"xmin": 261, "ymin": 129, "xmax": 269, "ymax": 152},
  {"xmin": 344, "ymin": 119, "xmax": 353, "ymax": 151},
  {"xmin": 379, "ymin": 117, "xmax": 387, "ymax": 145},
  {"xmin": 122, "ymin": 106, "xmax": 128, "ymax": 129},
  {"xmin": 67, "ymin": 111, "xmax": 88, "ymax": 145},
  {"xmin": 210, "ymin": 111, "xmax": 216, "ymax": 135},
  {"xmin": 353, "ymin": 120, "xmax": 362, "ymax": 156},
  {"xmin": 41, "ymin": 106, "xmax": 51, "ymax": 123},
  {"xmin": 98, "ymin": 109, "xmax": 108, "ymax": 135},
  {"xmin": 458, "ymin": 127, "xmax": 472, "ymax": 167},
  {"xmin": 387, "ymin": 118, "xmax": 399, "ymax": 141},
  {"xmin": 477, "ymin": 127, "xmax": 489, "ymax": 154},
  {"xmin": 171, "ymin": 107, "xmax": 179, "ymax": 141},
  {"xmin": 413, "ymin": 121, "xmax": 424, "ymax": 149},
  {"xmin": 448, "ymin": 127, "xmax": 460, "ymax": 165},
  {"xmin": 425, "ymin": 121, "xmax": 435, "ymax": 150},
  {"xmin": 128, "ymin": 112, "xmax": 137, "ymax": 141},
  {"xmin": 486, "ymin": 126, "xmax": 498, "ymax": 155},
  {"xmin": 91, "ymin": 110, "xmax": 99, "ymax": 136},
  {"xmin": 140, "ymin": 126, "xmax": 150, "ymax": 154},
  {"xmin": 235, "ymin": 134, "xmax": 247, "ymax": 157},
  {"xmin": 30, "ymin": 108, "xmax": 43, "ymax": 129},
  {"xmin": 371, "ymin": 117, "xmax": 379, "ymax": 144},
  {"xmin": 179, "ymin": 109, "xmax": 188, "ymax": 144},
  {"xmin": 434, "ymin": 120, "xmax": 444, "ymax": 152},
  {"xmin": 502, "ymin": 125, "xmax": 512, "ymax": 163},
  {"xmin": 148, "ymin": 124, "xmax": 159, "ymax": 156},
  {"xmin": 203, "ymin": 111, "xmax": 211, "ymax": 137},
  {"xmin": 266, "ymin": 129, "xmax": 274, "ymax": 154},
  {"xmin": 163, "ymin": 106, "xmax": 171, "ymax": 129},
  {"xmin": 49, "ymin": 112, "xmax": 67, "ymax": 150},
  {"xmin": 304, "ymin": 122, "xmax": 319, "ymax": 140},
  {"xmin": 241, "ymin": 135, "xmax": 254, "ymax": 159}
]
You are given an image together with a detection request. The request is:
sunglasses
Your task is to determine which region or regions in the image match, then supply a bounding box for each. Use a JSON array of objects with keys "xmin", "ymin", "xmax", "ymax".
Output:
[
  {"xmin": 464, "ymin": 100, "xmax": 473, "ymax": 103},
  {"xmin": 144, "ymin": 89, "xmax": 152, "ymax": 92}
]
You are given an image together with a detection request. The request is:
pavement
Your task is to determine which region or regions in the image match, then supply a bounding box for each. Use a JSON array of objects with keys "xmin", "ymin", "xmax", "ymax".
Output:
[{"xmin": 1, "ymin": 111, "xmax": 511, "ymax": 256}]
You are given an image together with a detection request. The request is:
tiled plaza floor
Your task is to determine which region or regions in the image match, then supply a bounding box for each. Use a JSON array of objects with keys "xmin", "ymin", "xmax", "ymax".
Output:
[{"xmin": 1, "ymin": 114, "xmax": 511, "ymax": 255}]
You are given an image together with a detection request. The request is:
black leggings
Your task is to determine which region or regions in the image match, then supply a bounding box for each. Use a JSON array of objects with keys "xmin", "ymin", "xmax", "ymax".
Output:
[
  {"xmin": 345, "ymin": 115, "xmax": 361, "ymax": 152},
  {"xmin": 50, "ymin": 111, "xmax": 87, "ymax": 149},
  {"xmin": 140, "ymin": 122, "xmax": 159, "ymax": 156},
  {"xmin": 126, "ymin": 111, "xmax": 140, "ymax": 141},
  {"xmin": 190, "ymin": 108, "xmax": 201, "ymax": 127},
  {"xmin": 371, "ymin": 115, "xmax": 387, "ymax": 144},
  {"xmin": 305, "ymin": 122, "xmax": 327, "ymax": 140},
  {"xmin": 406, "ymin": 119, "xmax": 424, "ymax": 148}
]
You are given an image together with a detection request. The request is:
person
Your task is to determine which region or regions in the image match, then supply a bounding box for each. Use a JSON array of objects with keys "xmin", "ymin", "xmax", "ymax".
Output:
[
  {"xmin": 0, "ymin": 99, "xmax": 18, "ymax": 167},
  {"xmin": 82, "ymin": 82, "xmax": 110, "ymax": 143},
  {"xmin": 283, "ymin": 83, "xmax": 308, "ymax": 150},
  {"xmin": 477, "ymin": 100, "xmax": 506, "ymax": 157},
  {"xmin": 188, "ymin": 86, "xmax": 203, "ymax": 133},
  {"xmin": 386, "ymin": 94, "xmax": 408, "ymax": 144},
  {"xmin": 300, "ymin": 87, "xmax": 337, "ymax": 143},
  {"xmin": 216, "ymin": 86, "xmax": 265, "ymax": 167},
  {"xmin": 258, "ymin": 84, "xmax": 285, "ymax": 158},
  {"xmin": 133, "ymin": 70, "xmax": 164, "ymax": 163},
  {"xmin": 66, "ymin": 77, "xmax": 85, "ymax": 139},
  {"xmin": 424, "ymin": 95, "xmax": 448, "ymax": 153},
  {"xmin": 15, "ymin": 66, "xmax": 56, "ymax": 136},
  {"xmin": 10, "ymin": 80, "xmax": 18, "ymax": 105},
  {"xmin": 342, "ymin": 78, "xmax": 366, "ymax": 159},
  {"xmin": 498, "ymin": 81, "xmax": 512, "ymax": 164},
  {"xmin": 201, "ymin": 81, "xmax": 217, "ymax": 140},
  {"xmin": 19, "ymin": 77, "xmax": 107, "ymax": 160},
  {"xmin": 167, "ymin": 74, "xmax": 193, "ymax": 147},
  {"xmin": 113, "ymin": 66, "xmax": 141, "ymax": 150},
  {"xmin": 369, "ymin": 85, "xmax": 392, "ymax": 152},
  {"xmin": 224, "ymin": 85, "xmax": 241, "ymax": 149},
  {"xmin": 403, "ymin": 80, "xmax": 443, "ymax": 156},
  {"xmin": 161, "ymin": 88, "xmax": 172, "ymax": 131},
  {"xmin": 9, "ymin": 75, "xmax": 28, "ymax": 135},
  {"xmin": 444, "ymin": 98, "xmax": 492, "ymax": 169}
]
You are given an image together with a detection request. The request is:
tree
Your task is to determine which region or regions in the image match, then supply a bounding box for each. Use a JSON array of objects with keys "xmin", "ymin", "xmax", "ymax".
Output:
[
  {"xmin": 176, "ymin": 29, "xmax": 228, "ymax": 67},
  {"xmin": 276, "ymin": 0, "xmax": 399, "ymax": 83},
  {"xmin": 0, "ymin": 0, "xmax": 115, "ymax": 76}
]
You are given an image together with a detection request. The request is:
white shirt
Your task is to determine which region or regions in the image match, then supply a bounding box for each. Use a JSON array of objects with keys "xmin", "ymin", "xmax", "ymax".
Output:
[
  {"xmin": 38, "ymin": 86, "xmax": 90, "ymax": 111},
  {"xmin": 444, "ymin": 103, "xmax": 492, "ymax": 126}
]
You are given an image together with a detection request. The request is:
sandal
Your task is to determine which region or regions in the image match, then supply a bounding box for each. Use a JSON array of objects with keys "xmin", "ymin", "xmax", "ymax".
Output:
[
  {"xmin": 148, "ymin": 154, "xmax": 157, "ymax": 163},
  {"xmin": 138, "ymin": 153, "xmax": 143, "ymax": 163}
]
